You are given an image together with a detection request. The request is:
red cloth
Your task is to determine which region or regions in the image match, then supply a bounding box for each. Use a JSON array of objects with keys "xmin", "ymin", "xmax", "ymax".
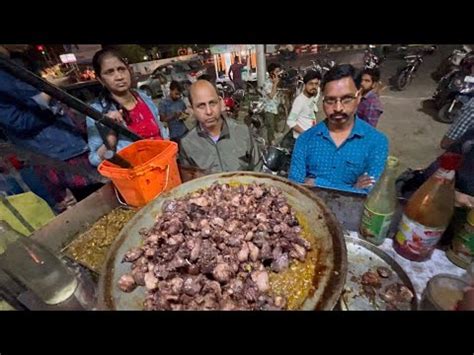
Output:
[
  {"xmin": 127, "ymin": 96, "xmax": 162, "ymax": 140},
  {"xmin": 33, "ymin": 152, "xmax": 99, "ymax": 204},
  {"xmin": 7, "ymin": 155, "xmax": 23, "ymax": 170}
]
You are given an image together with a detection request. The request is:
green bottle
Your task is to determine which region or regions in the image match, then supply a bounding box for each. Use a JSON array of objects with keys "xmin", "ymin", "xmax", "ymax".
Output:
[{"xmin": 360, "ymin": 156, "xmax": 399, "ymax": 246}]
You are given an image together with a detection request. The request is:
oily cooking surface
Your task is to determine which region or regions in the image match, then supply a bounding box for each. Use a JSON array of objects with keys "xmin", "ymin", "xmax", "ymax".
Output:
[
  {"xmin": 99, "ymin": 172, "xmax": 346, "ymax": 310},
  {"xmin": 268, "ymin": 227, "xmax": 320, "ymax": 309},
  {"xmin": 64, "ymin": 208, "xmax": 136, "ymax": 273}
]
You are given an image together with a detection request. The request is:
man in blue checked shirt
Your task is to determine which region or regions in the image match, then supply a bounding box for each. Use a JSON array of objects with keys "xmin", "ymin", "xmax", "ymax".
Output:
[{"xmin": 289, "ymin": 64, "xmax": 388, "ymax": 194}]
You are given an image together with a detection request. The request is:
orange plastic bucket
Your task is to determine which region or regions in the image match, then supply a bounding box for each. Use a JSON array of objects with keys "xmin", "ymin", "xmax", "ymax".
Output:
[{"xmin": 98, "ymin": 140, "xmax": 182, "ymax": 207}]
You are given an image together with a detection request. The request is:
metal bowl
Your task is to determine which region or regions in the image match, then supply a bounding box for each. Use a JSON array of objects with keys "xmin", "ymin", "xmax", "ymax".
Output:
[{"xmin": 97, "ymin": 172, "xmax": 347, "ymax": 310}]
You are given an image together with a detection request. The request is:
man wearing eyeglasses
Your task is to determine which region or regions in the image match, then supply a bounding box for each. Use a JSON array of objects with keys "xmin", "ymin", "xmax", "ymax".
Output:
[{"xmin": 288, "ymin": 64, "xmax": 389, "ymax": 194}]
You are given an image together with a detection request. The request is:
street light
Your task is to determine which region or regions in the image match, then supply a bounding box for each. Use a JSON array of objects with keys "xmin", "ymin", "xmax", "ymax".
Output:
[{"xmin": 143, "ymin": 55, "xmax": 148, "ymax": 61}]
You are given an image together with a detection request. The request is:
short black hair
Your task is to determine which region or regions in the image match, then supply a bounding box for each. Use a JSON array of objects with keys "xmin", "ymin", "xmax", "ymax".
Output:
[
  {"xmin": 321, "ymin": 64, "xmax": 360, "ymax": 91},
  {"xmin": 267, "ymin": 62, "xmax": 281, "ymax": 74},
  {"xmin": 234, "ymin": 56, "xmax": 239, "ymax": 62},
  {"xmin": 361, "ymin": 68, "xmax": 381, "ymax": 83},
  {"xmin": 169, "ymin": 80, "xmax": 182, "ymax": 92},
  {"xmin": 303, "ymin": 70, "xmax": 322, "ymax": 84}
]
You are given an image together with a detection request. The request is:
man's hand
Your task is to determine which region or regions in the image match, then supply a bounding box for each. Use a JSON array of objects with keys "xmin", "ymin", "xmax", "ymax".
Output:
[
  {"xmin": 105, "ymin": 131, "xmax": 118, "ymax": 149},
  {"xmin": 98, "ymin": 131, "xmax": 118, "ymax": 160},
  {"xmin": 271, "ymin": 75, "xmax": 280, "ymax": 85},
  {"xmin": 455, "ymin": 190, "xmax": 474, "ymax": 208},
  {"xmin": 106, "ymin": 110, "xmax": 125, "ymax": 125},
  {"xmin": 303, "ymin": 178, "xmax": 315, "ymax": 186},
  {"xmin": 37, "ymin": 92, "xmax": 52, "ymax": 104},
  {"xmin": 354, "ymin": 173, "xmax": 376, "ymax": 189},
  {"xmin": 293, "ymin": 125, "xmax": 305, "ymax": 134},
  {"xmin": 440, "ymin": 135, "xmax": 455, "ymax": 150}
]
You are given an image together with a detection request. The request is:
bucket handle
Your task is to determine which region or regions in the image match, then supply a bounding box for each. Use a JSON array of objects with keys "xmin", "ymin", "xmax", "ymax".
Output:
[
  {"xmin": 160, "ymin": 164, "xmax": 171, "ymax": 195},
  {"xmin": 114, "ymin": 186, "xmax": 129, "ymax": 207},
  {"xmin": 113, "ymin": 165, "xmax": 171, "ymax": 207}
]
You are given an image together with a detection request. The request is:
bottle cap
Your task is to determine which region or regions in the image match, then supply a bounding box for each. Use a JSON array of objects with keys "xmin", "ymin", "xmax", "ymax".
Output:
[
  {"xmin": 439, "ymin": 152, "xmax": 462, "ymax": 171},
  {"xmin": 467, "ymin": 209, "xmax": 474, "ymax": 226},
  {"xmin": 387, "ymin": 156, "xmax": 399, "ymax": 168}
]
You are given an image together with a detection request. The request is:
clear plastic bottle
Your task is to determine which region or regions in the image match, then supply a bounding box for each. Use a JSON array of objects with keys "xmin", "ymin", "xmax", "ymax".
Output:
[{"xmin": 360, "ymin": 156, "xmax": 399, "ymax": 245}]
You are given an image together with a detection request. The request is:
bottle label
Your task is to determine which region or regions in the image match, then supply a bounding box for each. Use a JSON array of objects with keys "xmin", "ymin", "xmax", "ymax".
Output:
[
  {"xmin": 395, "ymin": 214, "xmax": 446, "ymax": 257},
  {"xmin": 451, "ymin": 226, "xmax": 474, "ymax": 262},
  {"xmin": 360, "ymin": 205, "xmax": 393, "ymax": 244},
  {"xmin": 433, "ymin": 169, "xmax": 455, "ymax": 183}
]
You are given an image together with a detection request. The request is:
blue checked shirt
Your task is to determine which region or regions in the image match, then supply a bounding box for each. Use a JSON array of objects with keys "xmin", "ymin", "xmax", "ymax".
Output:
[
  {"xmin": 445, "ymin": 97, "xmax": 474, "ymax": 141},
  {"xmin": 158, "ymin": 96, "xmax": 188, "ymax": 140},
  {"xmin": 289, "ymin": 117, "xmax": 389, "ymax": 194}
]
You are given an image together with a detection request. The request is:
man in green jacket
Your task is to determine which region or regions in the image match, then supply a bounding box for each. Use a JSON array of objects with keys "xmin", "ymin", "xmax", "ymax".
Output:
[{"xmin": 179, "ymin": 80, "xmax": 262, "ymax": 173}]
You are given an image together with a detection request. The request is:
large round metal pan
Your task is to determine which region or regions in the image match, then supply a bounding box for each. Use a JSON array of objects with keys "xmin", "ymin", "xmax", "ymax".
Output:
[{"xmin": 98, "ymin": 172, "xmax": 347, "ymax": 310}]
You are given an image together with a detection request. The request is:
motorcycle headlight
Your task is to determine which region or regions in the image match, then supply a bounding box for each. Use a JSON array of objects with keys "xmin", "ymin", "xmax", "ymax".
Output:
[{"xmin": 453, "ymin": 79, "xmax": 463, "ymax": 88}]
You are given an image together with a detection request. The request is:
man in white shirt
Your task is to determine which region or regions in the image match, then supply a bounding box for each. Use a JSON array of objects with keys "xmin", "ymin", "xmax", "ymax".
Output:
[{"xmin": 286, "ymin": 70, "xmax": 322, "ymax": 139}]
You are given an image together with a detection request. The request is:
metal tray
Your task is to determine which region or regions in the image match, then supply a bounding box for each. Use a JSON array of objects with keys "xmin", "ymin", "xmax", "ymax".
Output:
[
  {"xmin": 98, "ymin": 172, "xmax": 348, "ymax": 310},
  {"xmin": 339, "ymin": 235, "xmax": 418, "ymax": 311}
]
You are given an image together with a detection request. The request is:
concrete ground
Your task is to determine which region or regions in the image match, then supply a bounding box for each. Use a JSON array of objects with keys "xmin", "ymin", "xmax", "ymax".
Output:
[{"xmin": 372, "ymin": 46, "xmax": 455, "ymax": 172}]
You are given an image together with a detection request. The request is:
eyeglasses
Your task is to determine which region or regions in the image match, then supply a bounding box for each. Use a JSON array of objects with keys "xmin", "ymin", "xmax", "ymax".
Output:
[{"xmin": 322, "ymin": 94, "xmax": 358, "ymax": 106}]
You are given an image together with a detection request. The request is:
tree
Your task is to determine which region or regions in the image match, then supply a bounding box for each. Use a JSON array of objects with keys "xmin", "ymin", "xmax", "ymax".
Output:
[{"xmin": 115, "ymin": 44, "xmax": 148, "ymax": 64}]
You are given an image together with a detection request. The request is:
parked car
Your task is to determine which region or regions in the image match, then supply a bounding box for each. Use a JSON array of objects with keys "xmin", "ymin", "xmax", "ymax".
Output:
[
  {"xmin": 136, "ymin": 59, "xmax": 207, "ymax": 98},
  {"xmin": 62, "ymin": 80, "xmax": 103, "ymax": 104}
]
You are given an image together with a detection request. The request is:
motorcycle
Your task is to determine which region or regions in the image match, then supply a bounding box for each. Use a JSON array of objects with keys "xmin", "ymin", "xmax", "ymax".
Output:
[
  {"xmin": 432, "ymin": 45, "xmax": 472, "ymax": 82},
  {"xmin": 279, "ymin": 67, "xmax": 301, "ymax": 88},
  {"xmin": 396, "ymin": 44, "xmax": 437, "ymax": 58},
  {"xmin": 245, "ymin": 85, "xmax": 294, "ymax": 177},
  {"xmin": 252, "ymin": 133, "xmax": 293, "ymax": 178},
  {"xmin": 307, "ymin": 57, "xmax": 335, "ymax": 79},
  {"xmin": 364, "ymin": 45, "xmax": 383, "ymax": 69},
  {"xmin": 219, "ymin": 88, "xmax": 245, "ymax": 119},
  {"xmin": 216, "ymin": 79, "xmax": 245, "ymax": 119},
  {"xmin": 215, "ymin": 76, "xmax": 234, "ymax": 93},
  {"xmin": 392, "ymin": 54, "xmax": 424, "ymax": 91},
  {"xmin": 261, "ymin": 144, "xmax": 292, "ymax": 177},
  {"xmin": 433, "ymin": 71, "xmax": 474, "ymax": 123},
  {"xmin": 245, "ymin": 92, "xmax": 267, "ymax": 140},
  {"xmin": 278, "ymin": 47, "xmax": 297, "ymax": 62}
]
